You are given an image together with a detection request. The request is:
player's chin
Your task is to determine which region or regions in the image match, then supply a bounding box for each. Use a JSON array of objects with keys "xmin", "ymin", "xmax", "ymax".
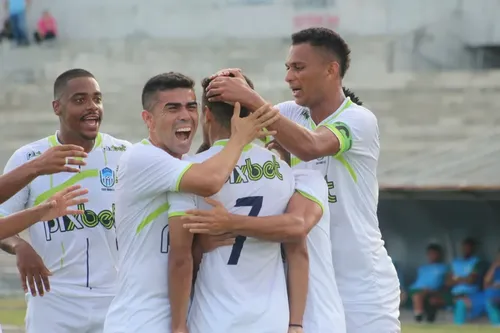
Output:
[
  {"xmin": 172, "ymin": 137, "xmax": 193, "ymax": 155},
  {"xmin": 293, "ymin": 96, "xmax": 308, "ymax": 107},
  {"xmin": 80, "ymin": 129, "xmax": 99, "ymax": 141}
]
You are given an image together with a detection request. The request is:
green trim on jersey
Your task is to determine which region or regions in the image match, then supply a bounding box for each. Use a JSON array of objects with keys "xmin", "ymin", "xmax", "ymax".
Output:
[
  {"xmin": 34, "ymin": 169, "xmax": 99, "ymax": 205},
  {"xmin": 295, "ymin": 189, "xmax": 324, "ymax": 214},
  {"xmin": 168, "ymin": 211, "xmax": 188, "ymax": 218},
  {"xmin": 141, "ymin": 139, "xmax": 151, "ymax": 145},
  {"xmin": 213, "ymin": 139, "xmax": 253, "ymax": 152},
  {"xmin": 60, "ymin": 242, "xmax": 66, "ymax": 268},
  {"xmin": 48, "ymin": 133, "xmax": 103, "ymax": 149},
  {"xmin": 136, "ymin": 202, "xmax": 170, "ymax": 234},
  {"xmin": 322, "ymin": 122, "xmax": 352, "ymax": 156},
  {"xmin": 175, "ymin": 164, "xmax": 193, "ymax": 192},
  {"xmin": 290, "ymin": 156, "xmax": 302, "ymax": 167}
]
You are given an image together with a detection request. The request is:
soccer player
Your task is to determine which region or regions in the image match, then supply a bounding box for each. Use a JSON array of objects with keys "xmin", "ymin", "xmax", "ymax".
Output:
[
  {"xmin": 0, "ymin": 68, "xmax": 131, "ymax": 333},
  {"xmin": 103, "ymin": 72, "xmax": 278, "ymax": 333},
  {"xmin": 167, "ymin": 75, "xmax": 309, "ymax": 333},
  {"xmin": 205, "ymin": 27, "xmax": 401, "ymax": 333}
]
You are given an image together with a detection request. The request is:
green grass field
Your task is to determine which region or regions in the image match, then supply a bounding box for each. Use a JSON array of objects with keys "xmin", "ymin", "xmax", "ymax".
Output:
[{"xmin": 0, "ymin": 297, "xmax": 498, "ymax": 332}]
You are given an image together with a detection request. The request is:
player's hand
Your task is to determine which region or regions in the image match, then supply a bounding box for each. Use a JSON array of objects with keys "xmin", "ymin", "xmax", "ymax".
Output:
[
  {"xmin": 266, "ymin": 139, "xmax": 290, "ymax": 164},
  {"xmin": 230, "ymin": 102, "xmax": 279, "ymax": 145},
  {"xmin": 197, "ymin": 233, "xmax": 236, "ymax": 253},
  {"xmin": 14, "ymin": 241, "xmax": 52, "ymax": 296},
  {"xmin": 206, "ymin": 69, "xmax": 255, "ymax": 104},
  {"xmin": 30, "ymin": 145, "xmax": 88, "ymax": 175},
  {"xmin": 182, "ymin": 198, "xmax": 233, "ymax": 234},
  {"xmin": 39, "ymin": 185, "xmax": 89, "ymax": 221}
]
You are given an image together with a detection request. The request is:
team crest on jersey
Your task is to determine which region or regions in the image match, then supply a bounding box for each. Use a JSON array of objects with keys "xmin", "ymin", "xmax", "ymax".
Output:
[{"xmin": 100, "ymin": 167, "xmax": 115, "ymax": 191}]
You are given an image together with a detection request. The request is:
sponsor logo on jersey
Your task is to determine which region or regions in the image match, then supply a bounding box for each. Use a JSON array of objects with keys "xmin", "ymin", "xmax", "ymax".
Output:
[
  {"xmin": 103, "ymin": 144, "xmax": 128, "ymax": 152},
  {"xmin": 229, "ymin": 155, "xmax": 283, "ymax": 184},
  {"xmin": 43, "ymin": 203, "xmax": 115, "ymax": 241},
  {"xmin": 100, "ymin": 167, "xmax": 115, "ymax": 191},
  {"xmin": 301, "ymin": 110, "xmax": 310, "ymax": 120},
  {"xmin": 26, "ymin": 150, "xmax": 42, "ymax": 160}
]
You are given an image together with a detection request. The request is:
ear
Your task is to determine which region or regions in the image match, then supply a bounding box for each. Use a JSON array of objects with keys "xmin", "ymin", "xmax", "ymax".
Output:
[
  {"xmin": 52, "ymin": 100, "xmax": 60, "ymax": 116},
  {"xmin": 204, "ymin": 106, "xmax": 213, "ymax": 124},
  {"xmin": 328, "ymin": 61, "xmax": 340, "ymax": 78},
  {"xmin": 141, "ymin": 110, "xmax": 153, "ymax": 130}
]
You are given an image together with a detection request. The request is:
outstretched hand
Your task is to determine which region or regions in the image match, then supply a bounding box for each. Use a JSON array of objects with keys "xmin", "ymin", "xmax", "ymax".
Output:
[{"xmin": 39, "ymin": 185, "xmax": 89, "ymax": 222}]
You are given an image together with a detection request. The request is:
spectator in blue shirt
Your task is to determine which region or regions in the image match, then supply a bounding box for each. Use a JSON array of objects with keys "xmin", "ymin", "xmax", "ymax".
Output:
[
  {"xmin": 484, "ymin": 249, "xmax": 500, "ymax": 326},
  {"xmin": 409, "ymin": 243, "xmax": 448, "ymax": 323},
  {"xmin": 3, "ymin": 0, "xmax": 30, "ymax": 46}
]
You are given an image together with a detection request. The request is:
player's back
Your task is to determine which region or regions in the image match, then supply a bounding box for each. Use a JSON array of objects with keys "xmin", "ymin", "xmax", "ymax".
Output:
[{"xmin": 185, "ymin": 140, "xmax": 294, "ymax": 333}]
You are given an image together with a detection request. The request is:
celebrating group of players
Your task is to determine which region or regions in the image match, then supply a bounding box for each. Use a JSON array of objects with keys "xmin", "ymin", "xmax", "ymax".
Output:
[{"xmin": 0, "ymin": 27, "xmax": 401, "ymax": 333}]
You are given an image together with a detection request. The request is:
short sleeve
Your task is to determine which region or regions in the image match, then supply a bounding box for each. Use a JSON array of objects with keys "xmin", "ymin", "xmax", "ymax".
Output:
[
  {"xmin": 121, "ymin": 144, "xmax": 193, "ymax": 198},
  {"xmin": 0, "ymin": 149, "xmax": 31, "ymax": 216},
  {"xmin": 167, "ymin": 192, "xmax": 197, "ymax": 218},
  {"xmin": 320, "ymin": 108, "xmax": 378, "ymax": 157},
  {"xmin": 292, "ymin": 169, "xmax": 328, "ymax": 214},
  {"xmin": 260, "ymin": 101, "xmax": 304, "ymax": 145}
]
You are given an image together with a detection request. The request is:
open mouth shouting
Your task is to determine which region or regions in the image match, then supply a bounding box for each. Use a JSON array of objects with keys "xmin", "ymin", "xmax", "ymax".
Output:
[
  {"xmin": 81, "ymin": 114, "xmax": 100, "ymax": 131},
  {"xmin": 175, "ymin": 127, "xmax": 192, "ymax": 141}
]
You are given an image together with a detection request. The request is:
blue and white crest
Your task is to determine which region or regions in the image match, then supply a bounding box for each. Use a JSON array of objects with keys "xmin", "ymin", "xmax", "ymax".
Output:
[{"xmin": 100, "ymin": 167, "xmax": 115, "ymax": 188}]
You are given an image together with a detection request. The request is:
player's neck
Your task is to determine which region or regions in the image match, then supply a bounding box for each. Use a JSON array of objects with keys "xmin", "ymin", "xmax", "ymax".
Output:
[
  {"xmin": 57, "ymin": 130, "xmax": 95, "ymax": 153},
  {"xmin": 310, "ymin": 87, "xmax": 346, "ymax": 124},
  {"xmin": 209, "ymin": 128, "xmax": 231, "ymax": 146},
  {"xmin": 148, "ymin": 135, "xmax": 182, "ymax": 159}
]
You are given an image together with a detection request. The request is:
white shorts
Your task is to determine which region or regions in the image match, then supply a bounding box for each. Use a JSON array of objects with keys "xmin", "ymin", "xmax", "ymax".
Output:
[
  {"xmin": 25, "ymin": 292, "xmax": 113, "ymax": 333},
  {"xmin": 344, "ymin": 297, "xmax": 401, "ymax": 333}
]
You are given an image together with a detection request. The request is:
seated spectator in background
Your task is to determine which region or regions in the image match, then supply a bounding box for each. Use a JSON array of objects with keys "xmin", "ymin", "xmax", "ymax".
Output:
[
  {"xmin": 447, "ymin": 237, "xmax": 485, "ymax": 325},
  {"xmin": 0, "ymin": 17, "xmax": 13, "ymax": 42},
  {"xmin": 409, "ymin": 244, "xmax": 448, "ymax": 323},
  {"xmin": 4, "ymin": 0, "xmax": 30, "ymax": 46},
  {"xmin": 484, "ymin": 249, "xmax": 500, "ymax": 326},
  {"xmin": 34, "ymin": 10, "xmax": 57, "ymax": 44}
]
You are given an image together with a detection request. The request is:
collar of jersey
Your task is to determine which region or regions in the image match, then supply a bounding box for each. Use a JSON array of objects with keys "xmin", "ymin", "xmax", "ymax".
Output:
[
  {"xmin": 307, "ymin": 96, "xmax": 352, "ymax": 129},
  {"xmin": 48, "ymin": 131, "xmax": 103, "ymax": 151},
  {"xmin": 213, "ymin": 139, "xmax": 253, "ymax": 152}
]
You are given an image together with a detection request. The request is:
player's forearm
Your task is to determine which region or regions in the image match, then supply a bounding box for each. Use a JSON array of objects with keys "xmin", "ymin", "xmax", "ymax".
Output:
[
  {"xmin": 0, "ymin": 235, "xmax": 28, "ymax": 255},
  {"xmin": 0, "ymin": 205, "xmax": 48, "ymax": 240},
  {"xmin": 186, "ymin": 139, "xmax": 245, "ymax": 197},
  {"xmin": 284, "ymin": 240, "xmax": 309, "ymax": 326},
  {"xmin": 269, "ymin": 115, "xmax": 320, "ymax": 162},
  {"xmin": 168, "ymin": 252, "xmax": 193, "ymax": 331},
  {"xmin": 230, "ymin": 213, "xmax": 305, "ymax": 243},
  {"xmin": 0, "ymin": 160, "xmax": 39, "ymax": 204}
]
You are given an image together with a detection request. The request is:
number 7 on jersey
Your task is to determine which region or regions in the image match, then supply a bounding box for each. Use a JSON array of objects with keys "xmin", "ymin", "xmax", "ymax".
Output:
[{"xmin": 227, "ymin": 196, "xmax": 263, "ymax": 265}]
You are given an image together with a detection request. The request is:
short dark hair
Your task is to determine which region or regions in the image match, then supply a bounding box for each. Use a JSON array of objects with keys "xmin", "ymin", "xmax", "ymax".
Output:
[
  {"xmin": 427, "ymin": 243, "xmax": 443, "ymax": 254},
  {"xmin": 342, "ymin": 87, "xmax": 362, "ymax": 105},
  {"xmin": 201, "ymin": 74, "xmax": 254, "ymax": 129},
  {"xmin": 54, "ymin": 69, "xmax": 95, "ymax": 99},
  {"xmin": 463, "ymin": 237, "xmax": 477, "ymax": 248},
  {"xmin": 292, "ymin": 27, "xmax": 351, "ymax": 78},
  {"xmin": 142, "ymin": 72, "xmax": 195, "ymax": 110}
]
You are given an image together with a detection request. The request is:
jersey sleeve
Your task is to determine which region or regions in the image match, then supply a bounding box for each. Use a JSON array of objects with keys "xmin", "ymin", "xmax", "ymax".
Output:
[
  {"xmin": 125, "ymin": 145, "xmax": 193, "ymax": 197},
  {"xmin": 167, "ymin": 192, "xmax": 197, "ymax": 218},
  {"xmin": 320, "ymin": 108, "xmax": 378, "ymax": 157},
  {"xmin": 260, "ymin": 101, "xmax": 302, "ymax": 144},
  {"xmin": 292, "ymin": 169, "xmax": 328, "ymax": 214},
  {"xmin": 0, "ymin": 149, "xmax": 30, "ymax": 216}
]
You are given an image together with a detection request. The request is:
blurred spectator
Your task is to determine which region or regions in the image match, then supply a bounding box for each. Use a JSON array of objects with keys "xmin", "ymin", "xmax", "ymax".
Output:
[
  {"xmin": 447, "ymin": 237, "xmax": 485, "ymax": 325},
  {"xmin": 484, "ymin": 249, "xmax": 500, "ymax": 326},
  {"xmin": 33, "ymin": 10, "xmax": 57, "ymax": 44},
  {"xmin": 408, "ymin": 244, "xmax": 448, "ymax": 323},
  {"xmin": 3, "ymin": 0, "xmax": 30, "ymax": 46},
  {"xmin": 0, "ymin": 17, "xmax": 13, "ymax": 41}
]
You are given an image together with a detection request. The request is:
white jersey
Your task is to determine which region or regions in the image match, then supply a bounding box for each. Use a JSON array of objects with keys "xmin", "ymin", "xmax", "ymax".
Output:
[
  {"xmin": 0, "ymin": 132, "xmax": 131, "ymax": 297},
  {"xmin": 293, "ymin": 169, "xmax": 346, "ymax": 333},
  {"xmin": 276, "ymin": 97, "xmax": 399, "ymax": 305},
  {"xmin": 167, "ymin": 139, "xmax": 294, "ymax": 333},
  {"xmin": 103, "ymin": 139, "xmax": 193, "ymax": 333}
]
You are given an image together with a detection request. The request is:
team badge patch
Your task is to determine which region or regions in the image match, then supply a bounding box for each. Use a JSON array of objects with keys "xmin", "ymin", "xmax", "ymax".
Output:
[{"xmin": 100, "ymin": 167, "xmax": 115, "ymax": 189}]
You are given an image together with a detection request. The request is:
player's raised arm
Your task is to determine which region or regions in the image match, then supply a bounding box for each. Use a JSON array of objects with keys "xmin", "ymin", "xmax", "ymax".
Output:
[
  {"xmin": 167, "ymin": 192, "xmax": 197, "ymax": 333},
  {"xmin": 0, "ymin": 185, "xmax": 88, "ymax": 240},
  {"xmin": 0, "ymin": 145, "xmax": 87, "ymax": 205},
  {"xmin": 178, "ymin": 102, "xmax": 278, "ymax": 197}
]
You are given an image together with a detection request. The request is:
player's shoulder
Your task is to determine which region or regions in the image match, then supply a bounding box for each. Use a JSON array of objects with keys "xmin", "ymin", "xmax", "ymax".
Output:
[
  {"xmin": 182, "ymin": 146, "xmax": 220, "ymax": 163},
  {"xmin": 293, "ymin": 169, "xmax": 328, "ymax": 208},
  {"xmin": 339, "ymin": 101, "xmax": 378, "ymax": 126},
  {"xmin": 9, "ymin": 136, "xmax": 53, "ymax": 163},
  {"xmin": 274, "ymin": 100, "xmax": 307, "ymax": 120},
  {"xmin": 98, "ymin": 133, "xmax": 132, "ymax": 151}
]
